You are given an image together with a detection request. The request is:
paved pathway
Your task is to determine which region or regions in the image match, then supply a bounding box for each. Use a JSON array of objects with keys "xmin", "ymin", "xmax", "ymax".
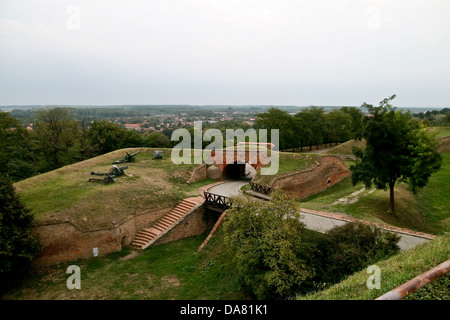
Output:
[
  {"xmin": 207, "ymin": 181, "xmax": 436, "ymax": 251},
  {"xmin": 206, "ymin": 180, "xmax": 249, "ymax": 197},
  {"xmin": 299, "ymin": 208, "xmax": 434, "ymax": 251}
]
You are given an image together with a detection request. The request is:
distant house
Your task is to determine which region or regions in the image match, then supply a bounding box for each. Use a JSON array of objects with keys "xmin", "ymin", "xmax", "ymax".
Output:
[{"xmin": 124, "ymin": 124, "xmax": 141, "ymax": 131}]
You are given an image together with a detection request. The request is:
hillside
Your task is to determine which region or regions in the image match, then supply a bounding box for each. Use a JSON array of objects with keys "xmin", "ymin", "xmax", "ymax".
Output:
[
  {"xmin": 251, "ymin": 152, "xmax": 318, "ymax": 185},
  {"xmin": 299, "ymin": 234, "xmax": 450, "ymax": 300},
  {"xmin": 14, "ymin": 148, "xmax": 210, "ymax": 231},
  {"xmin": 325, "ymin": 139, "xmax": 366, "ymax": 156},
  {"xmin": 302, "ymin": 128, "xmax": 450, "ymax": 235}
]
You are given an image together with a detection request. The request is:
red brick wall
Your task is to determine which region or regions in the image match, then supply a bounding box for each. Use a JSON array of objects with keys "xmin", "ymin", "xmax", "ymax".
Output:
[
  {"xmin": 31, "ymin": 207, "xmax": 171, "ymax": 267},
  {"xmin": 152, "ymin": 205, "xmax": 212, "ymax": 246},
  {"xmin": 270, "ymin": 155, "xmax": 351, "ymax": 200}
]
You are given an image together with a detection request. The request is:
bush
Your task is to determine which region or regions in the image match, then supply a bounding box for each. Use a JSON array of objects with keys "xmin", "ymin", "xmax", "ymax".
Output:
[
  {"xmin": 0, "ymin": 174, "xmax": 41, "ymax": 293},
  {"xmin": 313, "ymin": 222, "xmax": 400, "ymax": 285},
  {"xmin": 222, "ymin": 191, "xmax": 313, "ymax": 300}
]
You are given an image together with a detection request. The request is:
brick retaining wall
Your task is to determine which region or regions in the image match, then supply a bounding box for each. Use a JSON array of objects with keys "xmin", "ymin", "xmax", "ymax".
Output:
[{"xmin": 270, "ymin": 155, "xmax": 351, "ymax": 199}]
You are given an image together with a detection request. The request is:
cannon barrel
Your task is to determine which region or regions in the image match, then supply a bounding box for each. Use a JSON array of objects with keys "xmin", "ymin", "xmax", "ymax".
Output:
[{"xmin": 91, "ymin": 171, "xmax": 107, "ymax": 176}]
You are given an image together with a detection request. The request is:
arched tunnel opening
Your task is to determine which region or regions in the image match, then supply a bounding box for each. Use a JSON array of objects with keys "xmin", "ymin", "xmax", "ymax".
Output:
[{"xmin": 222, "ymin": 162, "xmax": 257, "ymax": 180}]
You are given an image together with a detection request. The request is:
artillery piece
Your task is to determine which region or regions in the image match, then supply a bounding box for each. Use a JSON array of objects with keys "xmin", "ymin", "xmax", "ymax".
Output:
[
  {"xmin": 153, "ymin": 150, "xmax": 164, "ymax": 159},
  {"xmin": 88, "ymin": 165, "xmax": 128, "ymax": 184},
  {"xmin": 88, "ymin": 174, "xmax": 116, "ymax": 184},
  {"xmin": 113, "ymin": 151, "xmax": 140, "ymax": 164}
]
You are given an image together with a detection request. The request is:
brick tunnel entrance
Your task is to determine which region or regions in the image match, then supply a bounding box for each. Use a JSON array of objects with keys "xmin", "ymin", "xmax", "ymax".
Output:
[
  {"xmin": 221, "ymin": 162, "xmax": 257, "ymax": 180},
  {"xmin": 222, "ymin": 162, "xmax": 245, "ymax": 180}
]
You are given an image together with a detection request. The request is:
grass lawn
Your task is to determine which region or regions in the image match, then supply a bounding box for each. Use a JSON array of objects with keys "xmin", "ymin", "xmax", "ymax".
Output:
[
  {"xmin": 14, "ymin": 148, "xmax": 214, "ymax": 231},
  {"xmin": 299, "ymin": 234, "xmax": 450, "ymax": 300},
  {"xmin": 301, "ymin": 151, "xmax": 450, "ymax": 235},
  {"xmin": 325, "ymin": 139, "xmax": 366, "ymax": 155},
  {"xmin": 2, "ymin": 231, "xmax": 244, "ymax": 300},
  {"xmin": 251, "ymin": 152, "xmax": 318, "ymax": 185}
]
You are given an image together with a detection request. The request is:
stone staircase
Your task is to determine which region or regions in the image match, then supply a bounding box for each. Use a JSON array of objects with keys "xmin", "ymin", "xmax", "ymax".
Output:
[{"xmin": 130, "ymin": 198, "xmax": 200, "ymax": 250}]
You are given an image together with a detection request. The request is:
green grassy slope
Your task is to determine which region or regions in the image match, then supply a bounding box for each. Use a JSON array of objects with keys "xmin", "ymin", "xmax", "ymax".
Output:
[
  {"xmin": 299, "ymin": 234, "xmax": 450, "ymax": 300},
  {"xmin": 301, "ymin": 127, "xmax": 450, "ymax": 235},
  {"xmin": 14, "ymin": 148, "xmax": 211, "ymax": 231},
  {"xmin": 325, "ymin": 139, "xmax": 366, "ymax": 155},
  {"xmin": 2, "ymin": 231, "xmax": 243, "ymax": 300},
  {"xmin": 251, "ymin": 152, "xmax": 318, "ymax": 185}
]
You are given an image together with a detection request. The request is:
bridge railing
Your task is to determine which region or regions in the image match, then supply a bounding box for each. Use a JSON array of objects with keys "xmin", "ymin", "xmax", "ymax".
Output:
[
  {"xmin": 249, "ymin": 182, "xmax": 272, "ymax": 195},
  {"xmin": 203, "ymin": 192, "xmax": 232, "ymax": 211}
]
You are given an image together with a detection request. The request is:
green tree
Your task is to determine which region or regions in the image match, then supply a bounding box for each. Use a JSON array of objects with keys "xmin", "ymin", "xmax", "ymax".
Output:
[
  {"xmin": 255, "ymin": 108, "xmax": 296, "ymax": 151},
  {"xmin": 0, "ymin": 174, "xmax": 41, "ymax": 292},
  {"xmin": 324, "ymin": 109, "xmax": 353, "ymax": 146},
  {"xmin": 341, "ymin": 106, "xmax": 365, "ymax": 139},
  {"xmin": 144, "ymin": 131, "xmax": 171, "ymax": 148},
  {"xmin": 293, "ymin": 111, "xmax": 313, "ymax": 152},
  {"xmin": 351, "ymin": 95, "xmax": 442, "ymax": 213},
  {"xmin": 0, "ymin": 112, "xmax": 37, "ymax": 181},
  {"xmin": 87, "ymin": 120, "xmax": 128, "ymax": 154},
  {"xmin": 295, "ymin": 107, "xmax": 326, "ymax": 150},
  {"xmin": 122, "ymin": 129, "xmax": 144, "ymax": 148},
  {"xmin": 34, "ymin": 108, "xmax": 83, "ymax": 170},
  {"xmin": 222, "ymin": 191, "xmax": 313, "ymax": 299}
]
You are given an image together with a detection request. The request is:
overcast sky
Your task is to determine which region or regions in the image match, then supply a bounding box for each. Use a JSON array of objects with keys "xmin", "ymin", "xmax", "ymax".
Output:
[{"xmin": 1, "ymin": 0, "xmax": 449, "ymax": 107}]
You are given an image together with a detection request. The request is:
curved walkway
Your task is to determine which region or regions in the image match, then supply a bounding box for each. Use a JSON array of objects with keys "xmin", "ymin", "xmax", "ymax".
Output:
[
  {"xmin": 198, "ymin": 181, "xmax": 436, "ymax": 251},
  {"xmin": 299, "ymin": 208, "xmax": 435, "ymax": 251}
]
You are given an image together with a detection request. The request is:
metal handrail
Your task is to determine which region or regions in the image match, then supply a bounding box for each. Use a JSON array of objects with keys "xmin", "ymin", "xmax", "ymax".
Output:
[{"xmin": 376, "ymin": 259, "xmax": 450, "ymax": 300}]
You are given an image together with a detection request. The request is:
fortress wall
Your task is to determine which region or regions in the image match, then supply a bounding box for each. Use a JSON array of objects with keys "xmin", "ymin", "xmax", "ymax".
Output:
[
  {"xmin": 152, "ymin": 205, "xmax": 212, "ymax": 246},
  {"xmin": 270, "ymin": 155, "xmax": 351, "ymax": 200},
  {"xmin": 187, "ymin": 164, "xmax": 208, "ymax": 184},
  {"xmin": 31, "ymin": 207, "xmax": 172, "ymax": 267}
]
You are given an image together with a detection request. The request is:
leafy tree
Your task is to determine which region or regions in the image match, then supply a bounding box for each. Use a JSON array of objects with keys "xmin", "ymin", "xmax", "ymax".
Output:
[
  {"xmin": 341, "ymin": 107, "xmax": 365, "ymax": 140},
  {"xmin": 144, "ymin": 131, "xmax": 171, "ymax": 148},
  {"xmin": 33, "ymin": 108, "xmax": 83, "ymax": 170},
  {"xmin": 295, "ymin": 107, "xmax": 326, "ymax": 150},
  {"xmin": 87, "ymin": 120, "xmax": 129, "ymax": 154},
  {"xmin": 293, "ymin": 111, "xmax": 314, "ymax": 152},
  {"xmin": 325, "ymin": 109, "xmax": 353, "ymax": 146},
  {"xmin": 0, "ymin": 112, "xmax": 37, "ymax": 181},
  {"xmin": 255, "ymin": 108, "xmax": 296, "ymax": 151},
  {"xmin": 122, "ymin": 129, "xmax": 144, "ymax": 148},
  {"xmin": 0, "ymin": 174, "xmax": 41, "ymax": 292},
  {"xmin": 222, "ymin": 191, "xmax": 313, "ymax": 299},
  {"xmin": 351, "ymin": 95, "xmax": 442, "ymax": 213}
]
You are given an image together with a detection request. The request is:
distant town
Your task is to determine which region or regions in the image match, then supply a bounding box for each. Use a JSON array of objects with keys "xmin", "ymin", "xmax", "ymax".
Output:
[{"xmin": 1, "ymin": 105, "xmax": 448, "ymax": 133}]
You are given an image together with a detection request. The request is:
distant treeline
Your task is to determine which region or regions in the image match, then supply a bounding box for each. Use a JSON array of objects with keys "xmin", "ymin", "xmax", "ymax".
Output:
[
  {"xmin": 255, "ymin": 106, "xmax": 450, "ymax": 151},
  {"xmin": 0, "ymin": 109, "xmax": 254, "ymax": 181},
  {"xmin": 1, "ymin": 105, "xmax": 449, "ymax": 182},
  {"xmin": 6, "ymin": 105, "xmax": 269, "ymax": 122}
]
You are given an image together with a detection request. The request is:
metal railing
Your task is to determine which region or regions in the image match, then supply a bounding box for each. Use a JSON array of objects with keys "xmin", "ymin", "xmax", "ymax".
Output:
[
  {"xmin": 376, "ymin": 258, "xmax": 450, "ymax": 300},
  {"xmin": 203, "ymin": 192, "xmax": 231, "ymax": 211},
  {"xmin": 249, "ymin": 182, "xmax": 272, "ymax": 195}
]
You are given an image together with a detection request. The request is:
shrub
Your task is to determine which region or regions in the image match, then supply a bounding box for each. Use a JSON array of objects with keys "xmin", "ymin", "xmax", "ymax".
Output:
[
  {"xmin": 0, "ymin": 174, "xmax": 41, "ymax": 293},
  {"xmin": 222, "ymin": 191, "xmax": 313, "ymax": 300},
  {"xmin": 313, "ymin": 222, "xmax": 400, "ymax": 285}
]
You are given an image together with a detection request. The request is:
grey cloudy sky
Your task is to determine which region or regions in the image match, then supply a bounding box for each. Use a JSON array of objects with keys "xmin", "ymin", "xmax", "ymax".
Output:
[{"xmin": 1, "ymin": 0, "xmax": 449, "ymax": 107}]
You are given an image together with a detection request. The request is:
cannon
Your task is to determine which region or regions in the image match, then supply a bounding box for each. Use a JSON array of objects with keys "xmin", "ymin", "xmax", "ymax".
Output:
[
  {"xmin": 89, "ymin": 165, "xmax": 128, "ymax": 184},
  {"xmin": 88, "ymin": 174, "xmax": 116, "ymax": 184},
  {"xmin": 153, "ymin": 150, "xmax": 164, "ymax": 159},
  {"xmin": 113, "ymin": 151, "xmax": 140, "ymax": 164}
]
